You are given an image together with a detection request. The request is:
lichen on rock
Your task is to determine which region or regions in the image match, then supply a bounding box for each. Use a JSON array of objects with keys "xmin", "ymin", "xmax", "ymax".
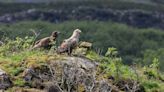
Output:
[{"xmin": 73, "ymin": 41, "xmax": 92, "ymax": 56}]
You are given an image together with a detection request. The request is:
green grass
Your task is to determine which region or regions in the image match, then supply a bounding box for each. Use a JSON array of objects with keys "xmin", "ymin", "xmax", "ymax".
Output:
[
  {"xmin": 13, "ymin": 78, "xmax": 26, "ymax": 87},
  {"xmin": 0, "ymin": 20, "xmax": 164, "ymax": 70},
  {"xmin": 0, "ymin": 38, "xmax": 163, "ymax": 91}
]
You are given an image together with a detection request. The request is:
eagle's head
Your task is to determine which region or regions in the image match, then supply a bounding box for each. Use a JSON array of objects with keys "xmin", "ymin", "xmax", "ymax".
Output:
[
  {"xmin": 51, "ymin": 31, "xmax": 60, "ymax": 37},
  {"xmin": 72, "ymin": 29, "xmax": 82, "ymax": 38},
  {"xmin": 74, "ymin": 29, "xmax": 82, "ymax": 34}
]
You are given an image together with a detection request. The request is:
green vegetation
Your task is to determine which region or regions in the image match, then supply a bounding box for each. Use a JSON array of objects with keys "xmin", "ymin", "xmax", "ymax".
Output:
[
  {"xmin": 86, "ymin": 48, "xmax": 164, "ymax": 92},
  {"xmin": 0, "ymin": 37, "xmax": 49, "ymax": 88},
  {"xmin": 0, "ymin": 20, "xmax": 164, "ymax": 71},
  {"xmin": 0, "ymin": 0, "xmax": 163, "ymax": 91},
  {"xmin": 0, "ymin": 37, "xmax": 163, "ymax": 92},
  {"xmin": 1, "ymin": 0, "xmax": 164, "ymax": 15}
]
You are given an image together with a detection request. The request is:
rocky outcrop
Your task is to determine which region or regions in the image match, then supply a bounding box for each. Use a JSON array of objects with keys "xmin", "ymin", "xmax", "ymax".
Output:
[
  {"xmin": 74, "ymin": 41, "xmax": 92, "ymax": 56},
  {"xmin": 0, "ymin": 53, "xmax": 144, "ymax": 92},
  {"xmin": 0, "ymin": 8, "xmax": 164, "ymax": 29},
  {"xmin": 22, "ymin": 56, "xmax": 98, "ymax": 92},
  {"xmin": 0, "ymin": 69, "xmax": 12, "ymax": 90},
  {"xmin": 0, "ymin": 40, "xmax": 143, "ymax": 91},
  {"xmin": 19, "ymin": 55, "xmax": 144, "ymax": 92}
]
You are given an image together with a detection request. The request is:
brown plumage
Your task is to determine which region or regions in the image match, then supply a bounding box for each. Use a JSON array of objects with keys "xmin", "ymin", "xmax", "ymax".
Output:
[
  {"xmin": 32, "ymin": 31, "xmax": 60, "ymax": 49},
  {"xmin": 57, "ymin": 29, "xmax": 82, "ymax": 55}
]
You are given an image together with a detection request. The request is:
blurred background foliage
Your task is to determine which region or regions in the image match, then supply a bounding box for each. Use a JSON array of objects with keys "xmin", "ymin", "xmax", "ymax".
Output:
[{"xmin": 0, "ymin": 21, "xmax": 164, "ymax": 71}]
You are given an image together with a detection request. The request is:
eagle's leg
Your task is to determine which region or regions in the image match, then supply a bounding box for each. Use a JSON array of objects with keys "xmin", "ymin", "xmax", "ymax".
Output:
[
  {"xmin": 68, "ymin": 47, "xmax": 71, "ymax": 55},
  {"xmin": 67, "ymin": 47, "xmax": 72, "ymax": 56},
  {"xmin": 44, "ymin": 44, "xmax": 52, "ymax": 49}
]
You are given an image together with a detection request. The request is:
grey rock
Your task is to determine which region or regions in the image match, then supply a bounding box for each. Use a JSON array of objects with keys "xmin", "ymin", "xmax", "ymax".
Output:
[
  {"xmin": 0, "ymin": 69, "xmax": 12, "ymax": 89},
  {"xmin": 44, "ymin": 82, "xmax": 62, "ymax": 92},
  {"xmin": 79, "ymin": 41, "xmax": 92, "ymax": 48},
  {"xmin": 99, "ymin": 80, "xmax": 112, "ymax": 92},
  {"xmin": 21, "ymin": 56, "xmax": 143, "ymax": 91},
  {"xmin": 22, "ymin": 68, "xmax": 40, "ymax": 81},
  {"xmin": 22, "ymin": 56, "xmax": 98, "ymax": 91},
  {"xmin": 74, "ymin": 47, "xmax": 88, "ymax": 55}
]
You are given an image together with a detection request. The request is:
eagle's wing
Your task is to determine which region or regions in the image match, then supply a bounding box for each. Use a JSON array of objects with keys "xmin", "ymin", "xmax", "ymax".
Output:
[
  {"xmin": 57, "ymin": 39, "xmax": 70, "ymax": 53},
  {"xmin": 61, "ymin": 41, "xmax": 69, "ymax": 49},
  {"xmin": 33, "ymin": 37, "xmax": 50, "ymax": 49},
  {"xmin": 34, "ymin": 37, "xmax": 49, "ymax": 45},
  {"xmin": 34, "ymin": 40, "xmax": 41, "ymax": 45},
  {"xmin": 70, "ymin": 38, "xmax": 78, "ymax": 47}
]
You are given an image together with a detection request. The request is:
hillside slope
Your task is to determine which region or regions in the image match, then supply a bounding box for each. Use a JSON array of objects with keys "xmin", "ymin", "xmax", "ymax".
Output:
[
  {"xmin": 0, "ymin": 21, "xmax": 164, "ymax": 71},
  {"xmin": 0, "ymin": 38, "xmax": 164, "ymax": 92},
  {"xmin": 1, "ymin": 8, "xmax": 164, "ymax": 29},
  {"xmin": 1, "ymin": 0, "xmax": 164, "ymax": 29}
]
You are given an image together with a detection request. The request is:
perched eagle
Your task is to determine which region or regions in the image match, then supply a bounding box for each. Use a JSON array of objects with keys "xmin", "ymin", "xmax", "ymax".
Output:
[
  {"xmin": 57, "ymin": 29, "xmax": 82, "ymax": 55},
  {"xmin": 32, "ymin": 31, "xmax": 60, "ymax": 49}
]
